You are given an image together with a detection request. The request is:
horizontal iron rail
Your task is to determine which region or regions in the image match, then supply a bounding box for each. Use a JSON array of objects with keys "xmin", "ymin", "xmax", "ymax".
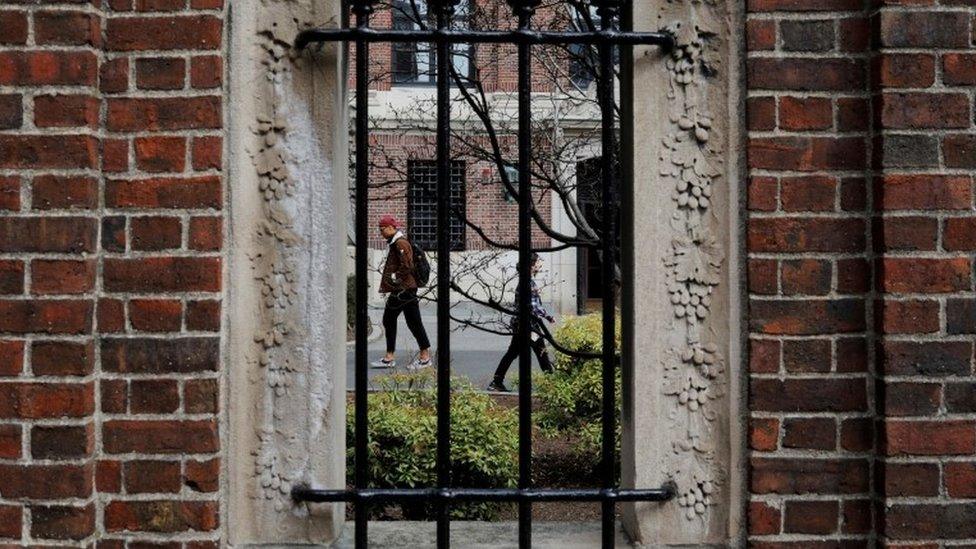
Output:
[
  {"xmin": 292, "ymin": 485, "xmax": 676, "ymax": 503},
  {"xmin": 294, "ymin": 28, "xmax": 673, "ymax": 50}
]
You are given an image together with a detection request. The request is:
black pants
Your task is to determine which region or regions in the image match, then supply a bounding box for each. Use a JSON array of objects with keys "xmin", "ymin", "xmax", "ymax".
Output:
[
  {"xmin": 383, "ymin": 290, "xmax": 430, "ymax": 354},
  {"xmin": 493, "ymin": 325, "xmax": 552, "ymax": 382}
]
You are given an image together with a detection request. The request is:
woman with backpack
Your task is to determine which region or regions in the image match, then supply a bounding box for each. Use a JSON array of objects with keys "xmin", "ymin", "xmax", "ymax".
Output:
[{"xmin": 371, "ymin": 215, "xmax": 432, "ymax": 370}]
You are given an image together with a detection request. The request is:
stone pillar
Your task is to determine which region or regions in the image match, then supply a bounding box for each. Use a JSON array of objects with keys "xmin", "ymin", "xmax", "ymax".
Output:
[
  {"xmin": 620, "ymin": 0, "xmax": 745, "ymax": 545},
  {"xmin": 226, "ymin": 0, "xmax": 348, "ymax": 544}
]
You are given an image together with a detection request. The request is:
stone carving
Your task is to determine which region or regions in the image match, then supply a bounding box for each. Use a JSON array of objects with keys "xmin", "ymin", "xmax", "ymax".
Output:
[{"xmin": 659, "ymin": 2, "xmax": 727, "ymax": 524}]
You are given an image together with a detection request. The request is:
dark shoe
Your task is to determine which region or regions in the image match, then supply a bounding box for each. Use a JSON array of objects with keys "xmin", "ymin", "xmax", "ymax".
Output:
[{"xmin": 486, "ymin": 380, "xmax": 509, "ymax": 393}]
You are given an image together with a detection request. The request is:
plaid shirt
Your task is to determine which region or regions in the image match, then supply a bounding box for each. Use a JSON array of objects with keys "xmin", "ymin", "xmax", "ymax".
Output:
[{"xmin": 515, "ymin": 279, "xmax": 553, "ymax": 324}]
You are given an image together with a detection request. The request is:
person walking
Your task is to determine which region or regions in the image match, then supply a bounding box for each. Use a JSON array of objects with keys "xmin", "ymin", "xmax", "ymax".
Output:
[
  {"xmin": 487, "ymin": 253, "xmax": 554, "ymax": 392},
  {"xmin": 371, "ymin": 215, "xmax": 432, "ymax": 370}
]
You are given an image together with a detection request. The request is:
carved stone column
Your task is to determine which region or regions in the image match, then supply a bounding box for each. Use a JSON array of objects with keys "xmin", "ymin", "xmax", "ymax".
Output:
[
  {"xmin": 621, "ymin": 0, "xmax": 745, "ymax": 545},
  {"xmin": 225, "ymin": 0, "xmax": 347, "ymax": 544}
]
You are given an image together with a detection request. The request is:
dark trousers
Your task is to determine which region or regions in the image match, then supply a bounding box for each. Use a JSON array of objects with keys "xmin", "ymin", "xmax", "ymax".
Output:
[
  {"xmin": 383, "ymin": 290, "xmax": 430, "ymax": 354},
  {"xmin": 493, "ymin": 325, "xmax": 552, "ymax": 382}
]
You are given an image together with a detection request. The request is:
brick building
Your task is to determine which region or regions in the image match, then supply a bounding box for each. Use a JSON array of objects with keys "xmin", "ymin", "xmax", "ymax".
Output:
[{"xmin": 0, "ymin": 0, "xmax": 974, "ymax": 546}]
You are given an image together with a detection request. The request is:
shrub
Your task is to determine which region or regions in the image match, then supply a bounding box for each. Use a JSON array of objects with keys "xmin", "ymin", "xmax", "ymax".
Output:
[
  {"xmin": 348, "ymin": 371, "xmax": 519, "ymax": 520},
  {"xmin": 534, "ymin": 314, "xmax": 621, "ymax": 464}
]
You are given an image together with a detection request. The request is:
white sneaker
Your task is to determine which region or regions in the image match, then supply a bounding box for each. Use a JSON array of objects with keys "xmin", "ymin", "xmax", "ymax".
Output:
[
  {"xmin": 406, "ymin": 358, "xmax": 432, "ymax": 371},
  {"xmin": 370, "ymin": 357, "xmax": 396, "ymax": 369}
]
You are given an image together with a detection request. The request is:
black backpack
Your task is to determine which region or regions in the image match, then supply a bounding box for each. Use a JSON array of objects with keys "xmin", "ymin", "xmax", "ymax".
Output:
[{"xmin": 408, "ymin": 239, "xmax": 431, "ymax": 287}]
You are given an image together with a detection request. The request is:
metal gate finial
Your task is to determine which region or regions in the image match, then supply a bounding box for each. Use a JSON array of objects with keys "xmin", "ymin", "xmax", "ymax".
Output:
[
  {"xmin": 590, "ymin": 0, "xmax": 623, "ymax": 17},
  {"xmin": 431, "ymin": 0, "xmax": 461, "ymax": 17},
  {"xmin": 350, "ymin": 0, "xmax": 376, "ymax": 18}
]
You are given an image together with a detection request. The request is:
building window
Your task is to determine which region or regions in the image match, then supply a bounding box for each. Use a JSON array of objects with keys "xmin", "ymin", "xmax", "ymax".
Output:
[
  {"xmin": 407, "ymin": 160, "xmax": 466, "ymax": 250},
  {"xmin": 392, "ymin": 0, "xmax": 474, "ymax": 85}
]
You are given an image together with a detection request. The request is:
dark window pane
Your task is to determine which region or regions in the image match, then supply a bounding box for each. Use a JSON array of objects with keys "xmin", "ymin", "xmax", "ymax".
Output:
[{"xmin": 407, "ymin": 160, "xmax": 466, "ymax": 251}]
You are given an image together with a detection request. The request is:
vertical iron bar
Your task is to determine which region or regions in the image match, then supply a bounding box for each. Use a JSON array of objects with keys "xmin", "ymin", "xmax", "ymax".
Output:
[
  {"xmin": 596, "ymin": 2, "xmax": 619, "ymax": 547},
  {"xmin": 435, "ymin": 2, "xmax": 455, "ymax": 548},
  {"xmin": 514, "ymin": 4, "xmax": 535, "ymax": 547},
  {"xmin": 352, "ymin": 1, "xmax": 373, "ymax": 548}
]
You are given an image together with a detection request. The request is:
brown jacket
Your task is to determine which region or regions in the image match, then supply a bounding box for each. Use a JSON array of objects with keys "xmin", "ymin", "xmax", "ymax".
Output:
[{"xmin": 380, "ymin": 234, "xmax": 417, "ymax": 293}]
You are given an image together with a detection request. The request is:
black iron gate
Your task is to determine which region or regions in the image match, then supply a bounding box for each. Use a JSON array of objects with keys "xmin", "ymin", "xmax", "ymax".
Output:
[{"xmin": 293, "ymin": 1, "xmax": 674, "ymax": 547}]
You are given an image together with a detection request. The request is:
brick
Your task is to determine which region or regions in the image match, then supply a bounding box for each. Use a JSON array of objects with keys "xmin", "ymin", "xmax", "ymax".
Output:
[
  {"xmin": 34, "ymin": 11, "xmax": 98, "ymax": 46},
  {"xmin": 101, "ymin": 337, "xmax": 219, "ymax": 374},
  {"xmin": 750, "ymin": 458, "xmax": 869, "ymax": 495},
  {"xmin": 31, "ymin": 424, "xmax": 92, "ymax": 459},
  {"xmin": 782, "ymin": 338, "xmax": 830, "ymax": 372},
  {"xmin": 944, "ymin": 53, "xmax": 976, "ymax": 86},
  {"xmin": 104, "ymin": 257, "xmax": 221, "ymax": 293},
  {"xmin": 948, "ymin": 299, "xmax": 976, "ymax": 334},
  {"xmin": 30, "ymin": 503, "xmax": 94, "ymax": 540},
  {"xmin": 883, "ymin": 462, "xmax": 940, "ymax": 497},
  {"xmin": 102, "ymin": 216, "xmax": 126, "ymax": 253},
  {"xmin": 779, "ymin": 97, "xmax": 832, "ymax": 131},
  {"xmin": 189, "ymin": 216, "xmax": 220, "ymax": 251},
  {"xmin": 0, "ymin": 217, "xmax": 95, "ymax": 253},
  {"xmin": 0, "ymin": 51, "xmax": 97, "ymax": 86},
  {"xmin": 105, "ymin": 176, "xmax": 221, "ymax": 209},
  {"xmin": 31, "ymin": 259, "xmax": 95, "ymax": 295},
  {"xmin": 841, "ymin": 500, "xmax": 870, "ymax": 535},
  {"xmin": 746, "ymin": 19, "xmax": 775, "ymax": 51},
  {"xmin": 184, "ymin": 458, "xmax": 219, "ymax": 492},
  {"xmin": 780, "ymin": 19, "xmax": 833, "ymax": 52},
  {"xmin": 136, "ymin": 0, "xmax": 185, "ymax": 11},
  {"xmin": 0, "ymin": 340, "xmax": 24, "ymax": 376},
  {"xmin": 877, "ymin": 299, "xmax": 939, "ymax": 334},
  {"xmin": 751, "ymin": 378, "xmax": 866, "ymax": 413},
  {"xmin": 100, "ymin": 379, "xmax": 127, "ymax": 414},
  {"xmin": 124, "ymin": 460, "xmax": 181, "ymax": 493},
  {"xmin": 750, "ymin": 417, "xmax": 779, "ymax": 451},
  {"xmin": 191, "ymin": 0, "xmax": 222, "ymax": 7},
  {"xmin": 878, "ymin": 134, "xmax": 939, "ymax": 168},
  {"xmin": 948, "ymin": 381, "xmax": 976, "ymax": 413},
  {"xmin": 0, "ymin": 382, "xmax": 93, "ymax": 419},
  {"xmin": 184, "ymin": 378, "xmax": 217, "ymax": 413},
  {"xmin": 783, "ymin": 417, "xmax": 835, "ymax": 450},
  {"xmin": 0, "ymin": 95, "xmax": 23, "ymax": 129},
  {"xmin": 945, "ymin": 217, "xmax": 976, "ymax": 250},
  {"xmin": 882, "ymin": 340, "xmax": 972, "ymax": 376},
  {"xmin": 944, "ymin": 134, "xmax": 976, "ymax": 169},
  {"xmin": 886, "ymin": 503, "xmax": 976, "ymax": 539},
  {"xmin": 837, "ymin": 98, "xmax": 868, "ymax": 132},
  {"xmin": 748, "ymin": 58, "xmax": 864, "ymax": 91},
  {"xmin": 103, "ymin": 419, "xmax": 218, "ymax": 454},
  {"xmin": 135, "ymin": 136, "xmax": 186, "ymax": 173},
  {"xmin": 946, "ymin": 462, "xmax": 976, "ymax": 498},
  {"xmin": 880, "ymin": 93, "xmax": 971, "ymax": 130},
  {"xmin": 135, "ymin": 57, "xmax": 185, "ymax": 90},
  {"xmin": 750, "ymin": 299, "xmax": 865, "ymax": 335},
  {"xmin": 874, "ymin": 216, "xmax": 937, "ymax": 251},
  {"xmin": 840, "ymin": 417, "xmax": 871, "ymax": 452},
  {"xmin": 104, "ymin": 500, "xmax": 218, "ymax": 533},
  {"xmin": 884, "ymin": 382, "xmax": 941, "ymax": 416},
  {"xmin": 191, "ymin": 136, "xmax": 221, "ymax": 171},
  {"xmin": 0, "ymin": 504, "xmax": 20, "ymax": 538},
  {"xmin": 0, "ymin": 424, "xmax": 21, "ymax": 458},
  {"xmin": 106, "ymin": 16, "xmax": 222, "ymax": 51},
  {"xmin": 0, "ymin": 11, "xmax": 28, "ymax": 45},
  {"xmin": 748, "ymin": 258, "xmax": 777, "ymax": 295},
  {"xmin": 96, "ymin": 460, "xmax": 121, "ymax": 493},
  {"xmin": 874, "ymin": 53, "xmax": 935, "ymax": 88},
  {"xmin": 0, "ymin": 177, "xmax": 17, "ymax": 213},
  {"xmin": 100, "ymin": 58, "xmax": 128, "ymax": 93},
  {"xmin": 103, "ymin": 138, "xmax": 129, "ymax": 172},
  {"xmin": 750, "ymin": 338, "xmax": 779, "ymax": 374},
  {"xmin": 107, "ymin": 97, "xmax": 221, "ymax": 131},
  {"xmin": 0, "ymin": 300, "xmax": 92, "ymax": 334},
  {"xmin": 784, "ymin": 500, "xmax": 837, "ymax": 535},
  {"xmin": 780, "ymin": 176, "xmax": 834, "ymax": 211},
  {"xmin": 747, "ymin": 176, "xmax": 777, "ymax": 212},
  {"xmin": 190, "ymin": 55, "xmax": 221, "ymax": 88},
  {"xmin": 781, "ymin": 259, "xmax": 830, "ymax": 296},
  {"xmin": 186, "ymin": 300, "xmax": 219, "ymax": 331},
  {"xmin": 880, "ymin": 10, "xmax": 971, "ymax": 48},
  {"xmin": 876, "ymin": 175, "xmax": 971, "ymax": 211},
  {"xmin": 0, "ymin": 135, "xmax": 97, "ymax": 169},
  {"xmin": 32, "ymin": 175, "xmax": 97, "ymax": 210},
  {"xmin": 32, "ymin": 340, "xmax": 93, "ymax": 376},
  {"xmin": 749, "ymin": 137, "xmax": 866, "ymax": 171},
  {"xmin": 748, "ymin": 501, "xmax": 780, "ymax": 535},
  {"xmin": 131, "ymin": 216, "xmax": 182, "ymax": 250},
  {"xmin": 884, "ymin": 421, "xmax": 975, "ymax": 456},
  {"xmin": 749, "ymin": 218, "xmax": 864, "ymax": 253},
  {"xmin": 748, "ymin": 0, "xmax": 862, "ymax": 10},
  {"xmin": 130, "ymin": 299, "xmax": 181, "ymax": 332},
  {"xmin": 879, "ymin": 257, "xmax": 971, "ymax": 293},
  {"xmin": 0, "ymin": 261, "xmax": 24, "ymax": 296},
  {"xmin": 0, "ymin": 463, "xmax": 92, "ymax": 498},
  {"xmin": 838, "ymin": 17, "xmax": 869, "ymax": 52}
]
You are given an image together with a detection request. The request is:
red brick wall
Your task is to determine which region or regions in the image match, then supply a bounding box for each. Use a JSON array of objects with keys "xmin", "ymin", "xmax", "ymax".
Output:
[
  {"xmin": 747, "ymin": 0, "xmax": 976, "ymax": 545},
  {"xmin": 0, "ymin": 0, "xmax": 223, "ymax": 544}
]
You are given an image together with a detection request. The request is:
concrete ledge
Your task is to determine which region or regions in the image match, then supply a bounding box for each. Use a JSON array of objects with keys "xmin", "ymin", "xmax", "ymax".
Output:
[{"xmin": 330, "ymin": 521, "xmax": 635, "ymax": 548}]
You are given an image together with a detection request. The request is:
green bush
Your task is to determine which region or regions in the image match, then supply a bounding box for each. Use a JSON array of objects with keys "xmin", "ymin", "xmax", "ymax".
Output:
[
  {"xmin": 348, "ymin": 371, "xmax": 519, "ymax": 520},
  {"xmin": 534, "ymin": 314, "xmax": 621, "ymax": 463}
]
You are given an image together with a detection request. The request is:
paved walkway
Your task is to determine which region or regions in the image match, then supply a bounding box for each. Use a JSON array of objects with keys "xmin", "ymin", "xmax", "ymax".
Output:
[
  {"xmin": 346, "ymin": 302, "xmax": 558, "ymax": 390},
  {"xmin": 331, "ymin": 521, "xmax": 636, "ymax": 548}
]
